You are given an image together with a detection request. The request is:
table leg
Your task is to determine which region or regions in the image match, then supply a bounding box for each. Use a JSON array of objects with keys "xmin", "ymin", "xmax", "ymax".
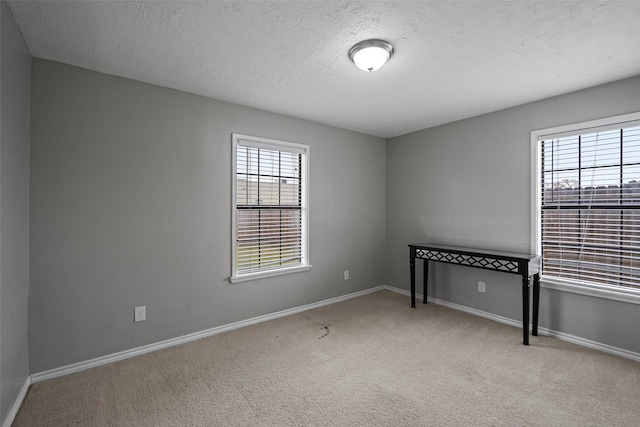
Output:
[
  {"xmin": 410, "ymin": 257, "xmax": 416, "ymax": 308},
  {"xmin": 423, "ymin": 260, "xmax": 429, "ymax": 304},
  {"xmin": 522, "ymin": 275, "xmax": 530, "ymax": 345},
  {"xmin": 532, "ymin": 273, "xmax": 540, "ymax": 336}
]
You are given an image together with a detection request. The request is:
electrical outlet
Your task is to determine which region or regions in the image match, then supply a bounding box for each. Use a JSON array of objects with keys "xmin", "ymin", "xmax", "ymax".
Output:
[
  {"xmin": 344, "ymin": 270, "xmax": 350, "ymax": 280},
  {"xmin": 134, "ymin": 306, "xmax": 146, "ymax": 322},
  {"xmin": 478, "ymin": 281, "xmax": 486, "ymax": 293}
]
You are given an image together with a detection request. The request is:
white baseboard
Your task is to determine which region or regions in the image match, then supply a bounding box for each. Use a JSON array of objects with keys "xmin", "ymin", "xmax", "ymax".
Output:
[
  {"xmin": 383, "ymin": 285, "xmax": 640, "ymax": 363},
  {"xmin": 537, "ymin": 327, "xmax": 640, "ymax": 362},
  {"xmin": 28, "ymin": 283, "xmax": 640, "ymax": 384},
  {"xmin": 2, "ymin": 376, "xmax": 31, "ymax": 427},
  {"xmin": 31, "ymin": 286, "xmax": 386, "ymax": 383}
]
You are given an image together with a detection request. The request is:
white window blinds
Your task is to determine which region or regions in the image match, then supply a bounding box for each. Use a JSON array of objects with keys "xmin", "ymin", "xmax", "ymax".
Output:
[
  {"xmin": 539, "ymin": 123, "xmax": 640, "ymax": 290},
  {"xmin": 231, "ymin": 134, "xmax": 309, "ymax": 281}
]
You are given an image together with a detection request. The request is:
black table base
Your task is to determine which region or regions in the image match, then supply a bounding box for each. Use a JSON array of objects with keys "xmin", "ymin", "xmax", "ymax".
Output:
[{"xmin": 409, "ymin": 244, "xmax": 541, "ymax": 345}]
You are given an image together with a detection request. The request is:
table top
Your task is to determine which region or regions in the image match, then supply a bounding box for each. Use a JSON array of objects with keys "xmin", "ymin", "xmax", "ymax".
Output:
[{"xmin": 409, "ymin": 243, "xmax": 539, "ymax": 261}]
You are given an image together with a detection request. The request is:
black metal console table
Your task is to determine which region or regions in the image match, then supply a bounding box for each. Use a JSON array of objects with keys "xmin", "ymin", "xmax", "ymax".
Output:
[{"xmin": 409, "ymin": 243, "xmax": 541, "ymax": 345}]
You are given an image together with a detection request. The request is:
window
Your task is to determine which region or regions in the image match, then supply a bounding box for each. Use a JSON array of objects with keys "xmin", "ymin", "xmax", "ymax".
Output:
[
  {"xmin": 532, "ymin": 113, "xmax": 640, "ymax": 299},
  {"xmin": 231, "ymin": 134, "xmax": 310, "ymax": 282}
]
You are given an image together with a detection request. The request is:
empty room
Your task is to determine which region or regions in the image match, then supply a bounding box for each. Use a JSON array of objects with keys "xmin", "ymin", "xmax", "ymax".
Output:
[{"xmin": 2, "ymin": 1, "xmax": 640, "ymax": 426}]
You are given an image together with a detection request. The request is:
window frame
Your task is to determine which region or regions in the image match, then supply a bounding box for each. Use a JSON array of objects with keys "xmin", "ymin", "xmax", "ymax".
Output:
[
  {"xmin": 230, "ymin": 133, "xmax": 311, "ymax": 283},
  {"xmin": 531, "ymin": 112, "xmax": 640, "ymax": 304}
]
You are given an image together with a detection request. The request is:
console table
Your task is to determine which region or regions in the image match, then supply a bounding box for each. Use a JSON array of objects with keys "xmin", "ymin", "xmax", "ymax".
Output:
[{"xmin": 409, "ymin": 243, "xmax": 541, "ymax": 345}]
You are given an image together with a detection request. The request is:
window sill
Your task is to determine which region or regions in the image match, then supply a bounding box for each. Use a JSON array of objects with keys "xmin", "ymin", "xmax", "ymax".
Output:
[
  {"xmin": 230, "ymin": 265, "xmax": 312, "ymax": 283},
  {"xmin": 541, "ymin": 276, "xmax": 640, "ymax": 305}
]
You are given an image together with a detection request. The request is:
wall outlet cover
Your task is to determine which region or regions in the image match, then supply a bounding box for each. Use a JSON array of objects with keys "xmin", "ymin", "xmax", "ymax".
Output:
[
  {"xmin": 478, "ymin": 281, "xmax": 486, "ymax": 293},
  {"xmin": 134, "ymin": 306, "xmax": 146, "ymax": 322}
]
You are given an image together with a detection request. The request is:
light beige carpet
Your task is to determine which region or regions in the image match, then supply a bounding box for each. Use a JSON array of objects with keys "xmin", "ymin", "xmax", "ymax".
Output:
[{"xmin": 14, "ymin": 290, "xmax": 640, "ymax": 426}]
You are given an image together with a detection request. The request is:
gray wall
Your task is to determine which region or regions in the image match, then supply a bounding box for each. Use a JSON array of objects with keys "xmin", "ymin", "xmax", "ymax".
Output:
[
  {"xmin": 0, "ymin": 1, "xmax": 31, "ymax": 424},
  {"xmin": 15, "ymin": 24, "xmax": 640, "ymax": 382},
  {"xmin": 387, "ymin": 76, "xmax": 640, "ymax": 353},
  {"xmin": 29, "ymin": 59, "xmax": 387, "ymax": 373}
]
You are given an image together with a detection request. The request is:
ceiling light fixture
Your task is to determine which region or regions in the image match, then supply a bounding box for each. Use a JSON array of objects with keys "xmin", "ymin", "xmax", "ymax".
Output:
[{"xmin": 348, "ymin": 39, "xmax": 394, "ymax": 72}]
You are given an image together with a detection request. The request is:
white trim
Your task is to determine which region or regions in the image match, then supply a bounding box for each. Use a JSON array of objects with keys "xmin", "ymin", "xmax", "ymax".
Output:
[
  {"xmin": 2, "ymin": 377, "xmax": 31, "ymax": 427},
  {"xmin": 26, "ymin": 284, "xmax": 640, "ymax": 389},
  {"xmin": 230, "ymin": 133, "xmax": 310, "ymax": 282},
  {"xmin": 230, "ymin": 265, "xmax": 312, "ymax": 283},
  {"xmin": 384, "ymin": 286, "xmax": 522, "ymax": 329},
  {"xmin": 531, "ymin": 112, "xmax": 640, "ymax": 141},
  {"xmin": 540, "ymin": 325, "xmax": 640, "ymax": 362},
  {"xmin": 31, "ymin": 286, "xmax": 384, "ymax": 383},
  {"xmin": 530, "ymin": 131, "xmax": 541, "ymax": 257},
  {"xmin": 530, "ymin": 112, "xmax": 640, "ymax": 300},
  {"xmin": 541, "ymin": 277, "xmax": 640, "ymax": 304},
  {"xmin": 383, "ymin": 285, "xmax": 640, "ymax": 363},
  {"xmin": 233, "ymin": 134, "xmax": 308, "ymax": 155}
]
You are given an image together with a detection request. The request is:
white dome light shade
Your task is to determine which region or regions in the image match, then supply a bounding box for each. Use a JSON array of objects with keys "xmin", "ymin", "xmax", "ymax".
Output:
[{"xmin": 349, "ymin": 39, "xmax": 394, "ymax": 72}]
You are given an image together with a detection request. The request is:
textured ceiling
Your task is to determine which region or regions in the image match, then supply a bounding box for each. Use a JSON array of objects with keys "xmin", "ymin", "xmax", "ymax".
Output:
[{"xmin": 7, "ymin": 1, "xmax": 640, "ymax": 138}]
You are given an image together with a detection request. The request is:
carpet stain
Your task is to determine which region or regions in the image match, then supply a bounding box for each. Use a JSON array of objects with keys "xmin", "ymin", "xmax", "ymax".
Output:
[{"xmin": 318, "ymin": 323, "xmax": 330, "ymax": 339}]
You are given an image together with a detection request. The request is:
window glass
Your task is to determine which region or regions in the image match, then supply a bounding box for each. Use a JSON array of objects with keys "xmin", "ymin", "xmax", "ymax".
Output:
[
  {"xmin": 537, "ymin": 119, "xmax": 640, "ymax": 292},
  {"xmin": 231, "ymin": 134, "xmax": 309, "ymax": 282}
]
